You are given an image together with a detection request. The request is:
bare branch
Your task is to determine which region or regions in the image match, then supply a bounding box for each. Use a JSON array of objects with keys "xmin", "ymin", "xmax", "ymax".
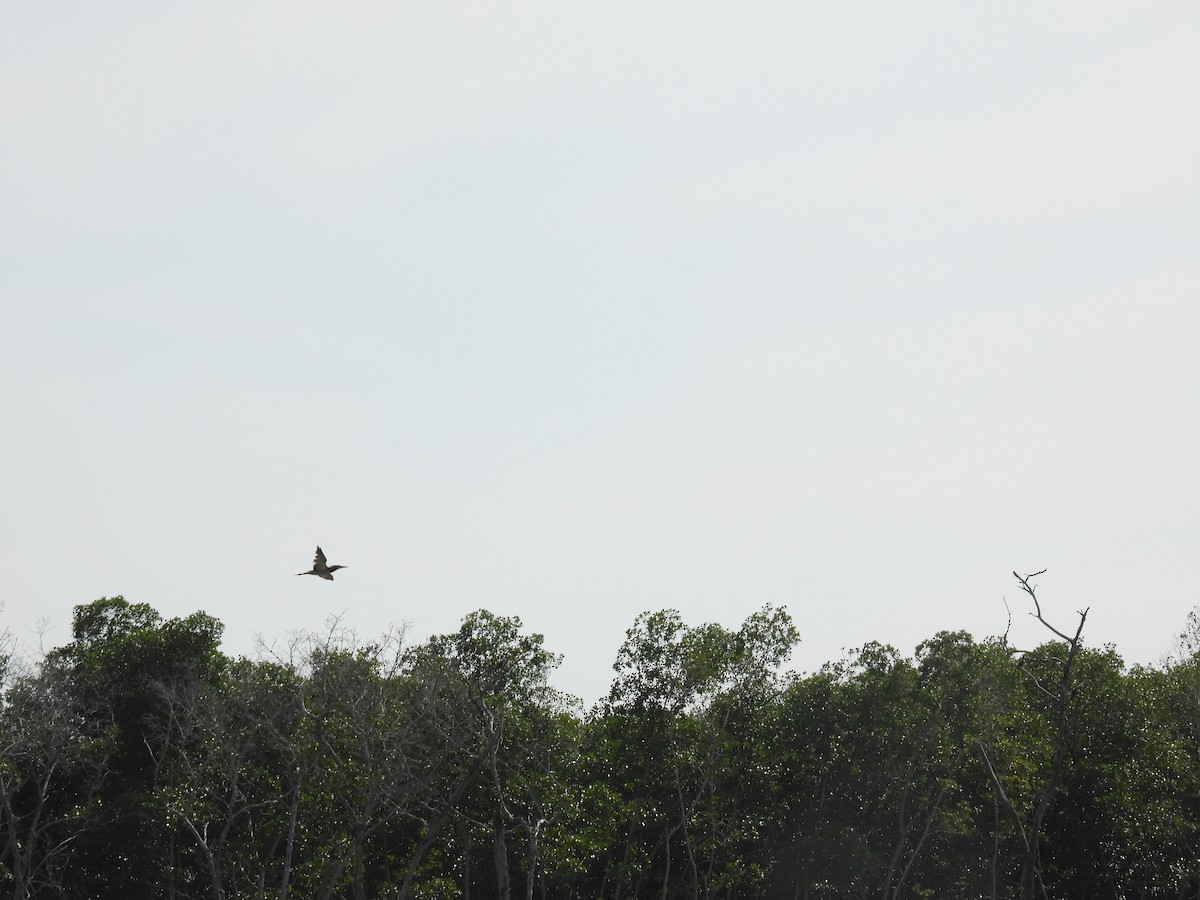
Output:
[{"xmin": 980, "ymin": 570, "xmax": 1090, "ymax": 900}]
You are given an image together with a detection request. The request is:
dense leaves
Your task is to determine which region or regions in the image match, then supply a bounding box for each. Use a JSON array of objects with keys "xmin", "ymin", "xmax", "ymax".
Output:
[{"xmin": 2, "ymin": 595, "xmax": 1199, "ymax": 898}]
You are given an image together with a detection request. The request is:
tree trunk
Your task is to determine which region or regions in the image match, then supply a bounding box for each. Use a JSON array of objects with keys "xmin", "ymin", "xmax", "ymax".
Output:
[
  {"xmin": 525, "ymin": 820, "xmax": 542, "ymax": 900},
  {"xmin": 460, "ymin": 827, "xmax": 472, "ymax": 900},
  {"xmin": 493, "ymin": 809, "xmax": 512, "ymax": 900},
  {"xmin": 278, "ymin": 767, "xmax": 303, "ymax": 900},
  {"xmin": 1020, "ymin": 836, "xmax": 1038, "ymax": 900},
  {"xmin": 177, "ymin": 814, "xmax": 225, "ymax": 900}
]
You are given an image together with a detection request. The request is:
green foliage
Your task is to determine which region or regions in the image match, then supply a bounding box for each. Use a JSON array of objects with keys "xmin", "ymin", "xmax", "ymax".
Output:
[
  {"xmin": 418, "ymin": 609, "xmax": 560, "ymax": 704},
  {"xmin": 3, "ymin": 597, "xmax": 1200, "ymax": 899}
]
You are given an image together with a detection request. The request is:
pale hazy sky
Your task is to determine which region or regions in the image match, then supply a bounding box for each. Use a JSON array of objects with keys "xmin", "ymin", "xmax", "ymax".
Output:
[{"xmin": 2, "ymin": 4, "xmax": 1198, "ymax": 702}]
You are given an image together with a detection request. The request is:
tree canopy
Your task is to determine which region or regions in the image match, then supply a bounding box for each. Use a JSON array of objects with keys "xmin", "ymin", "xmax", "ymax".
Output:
[{"xmin": 2, "ymin": 587, "xmax": 1199, "ymax": 899}]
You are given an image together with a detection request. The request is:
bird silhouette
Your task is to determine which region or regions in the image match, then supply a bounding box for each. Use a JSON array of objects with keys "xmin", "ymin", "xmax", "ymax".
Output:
[{"xmin": 296, "ymin": 546, "xmax": 348, "ymax": 580}]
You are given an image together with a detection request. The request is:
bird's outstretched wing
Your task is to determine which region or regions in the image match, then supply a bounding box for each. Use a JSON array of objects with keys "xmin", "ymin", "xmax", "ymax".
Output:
[{"xmin": 313, "ymin": 547, "xmax": 328, "ymax": 568}]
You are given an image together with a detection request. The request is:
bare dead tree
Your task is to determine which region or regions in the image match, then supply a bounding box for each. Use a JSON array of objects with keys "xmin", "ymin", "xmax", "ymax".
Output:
[
  {"xmin": 395, "ymin": 671, "xmax": 501, "ymax": 900},
  {"xmin": 977, "ymin": 569, "xmax": 1088, "ymax": 900},
  {"xmin": 145, "ymin": 654, "xmax": 308, "ymax": 900},
  {"xmin": 269, "ymin": 619, "xmax": 492, "ymax": 900},
  {"xmin": 0, "ymin": 659, "xmax": 112, "ymax": 900}
]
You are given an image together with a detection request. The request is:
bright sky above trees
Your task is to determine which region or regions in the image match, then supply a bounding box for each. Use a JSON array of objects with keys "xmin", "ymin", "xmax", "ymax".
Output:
[{"xmin": 2, "ymin": 4, "xmax": 1198, "ymax": 702}]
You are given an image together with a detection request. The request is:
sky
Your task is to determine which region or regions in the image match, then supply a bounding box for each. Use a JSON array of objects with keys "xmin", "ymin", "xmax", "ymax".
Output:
[{"xmin": 2, "ymin": 4, "xmax": 1199, "ymax": 704}]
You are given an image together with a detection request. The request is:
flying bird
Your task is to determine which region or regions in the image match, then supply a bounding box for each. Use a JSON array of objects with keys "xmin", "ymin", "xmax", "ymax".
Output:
[{"xmin": 296, "ymin": 546, "xmax": 348, "ymax": 580}]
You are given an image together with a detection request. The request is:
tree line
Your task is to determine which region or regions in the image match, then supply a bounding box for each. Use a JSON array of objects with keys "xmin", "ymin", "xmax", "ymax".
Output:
[{"xmin": 2, "ymin": 575, "xmax": 1199, "ymax": 899}]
